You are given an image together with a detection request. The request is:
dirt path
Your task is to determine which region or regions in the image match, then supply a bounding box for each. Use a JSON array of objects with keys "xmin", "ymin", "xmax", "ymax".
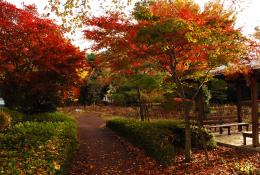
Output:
[{"xmin": 69, "ymin": 112, "xmax": 161, "ymax": 175}]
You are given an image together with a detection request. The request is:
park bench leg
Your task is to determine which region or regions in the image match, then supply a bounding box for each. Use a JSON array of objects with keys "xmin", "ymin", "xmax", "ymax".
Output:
[
  {"xmin": 220, "ymin": 127, "xmax": 223, "ymax": 134},
  {"xmin": 238, "ymin": 125, "xmax": 242, "ymax": 132},
  {"xmin": 243, "ymin": 135, "xmax": 246, "ymax": 145},
  {"xmin": 246, "ymin": 125, "xmax": 249, "ymax": 131},
  {"xmin": 228, "ymin": 127, "xmax": 231, "ymax": 135}
]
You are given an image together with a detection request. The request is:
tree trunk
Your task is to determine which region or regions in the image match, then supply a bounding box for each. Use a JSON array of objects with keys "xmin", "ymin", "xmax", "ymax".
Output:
[
  {"xmin": 183, "ymin": 105, "xmax": 192, "ymax": 162},
  {"xmin": 137, "ymin": 87, "xmax": 145, "ymax": 121},
  {"xmin": 168, "ymin": 48, "xmax": 192, "ymax": 161},
  {"xmin": 196, "ymin": 89, "xmax": 210, "ymax": 164},
  {"xmin": 145, "ymin": 103, "xmax": 150, "ymax": 121}
]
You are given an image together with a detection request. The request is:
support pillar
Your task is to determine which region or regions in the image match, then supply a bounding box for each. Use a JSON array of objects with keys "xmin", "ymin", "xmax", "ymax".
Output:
[
  {"xmin": 251, "ymin": 76, "xmax": 259, "ymax": 147},
  {"xmin": 236, "ymin": 82, "xmax": 242, "ymax": 131}
]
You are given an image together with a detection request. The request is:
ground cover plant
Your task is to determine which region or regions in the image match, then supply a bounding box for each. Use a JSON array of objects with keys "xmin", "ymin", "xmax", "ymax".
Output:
[
  {"xmin": 106, "ymin": 117, "xmax": 216, "ymax": 165},
  {"xmin": 0, "ymin": 110, "xmax": 77, "ymax": 175}
]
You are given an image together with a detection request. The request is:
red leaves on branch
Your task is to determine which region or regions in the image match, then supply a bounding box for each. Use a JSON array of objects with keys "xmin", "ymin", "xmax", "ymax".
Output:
[
  {"xmin": 83, "ymin": 12, "xmax": 150, "ymax": 75},
  {"xmin": 0, "ymin": 1, "xmax": 86, "ymax": 112},
  {"xmin": 83, "ymin": 1, "xmax": 255, "ymax": 82}
]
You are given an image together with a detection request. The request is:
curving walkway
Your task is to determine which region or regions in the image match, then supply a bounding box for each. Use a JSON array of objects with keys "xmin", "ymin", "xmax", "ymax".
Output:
[{"xmin": 69, "ymin": 112, "xmax": 161, "ymax": 175}]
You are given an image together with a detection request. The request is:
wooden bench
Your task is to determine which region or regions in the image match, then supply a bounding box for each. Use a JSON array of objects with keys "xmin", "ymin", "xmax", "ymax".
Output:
[
  {"xmin": 203, "ymin": 114, "xmax": 249, "ymax": 135},
  {"xmin": 242, "ymin": 128, "xmax": 260, "ymax": 145},
  {"xmin": 203, "ymin": 115, "xmax": 238, "ymax": 125},
  {"xmin": 242, "ymin": 131, "xmax": 253, "ymax": 145},
  {"xmin": 205, "ymin": 122, "xmax": 249, "ymax": 135}
]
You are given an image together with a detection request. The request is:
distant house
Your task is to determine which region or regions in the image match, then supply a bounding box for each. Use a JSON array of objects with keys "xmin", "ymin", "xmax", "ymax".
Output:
[
  {"xmin": 0, "ymin": 97, "xmax": 4, "ymax": 107},
  {"xmin": 0, "ymin": 89, "xmax": 4, "ymax": 107}
]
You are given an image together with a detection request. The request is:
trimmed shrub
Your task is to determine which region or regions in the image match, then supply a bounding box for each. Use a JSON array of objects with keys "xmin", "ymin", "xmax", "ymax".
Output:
[
  {"xmin": 0, "ymin": 112, "xmax": 77, "ymax": 174},
  {"xmin": 24, "ymin": 112, "xmax": 74, "ymax": 123},
  {"xmin": 151, "ymin": 120, "xmax": 216, "ymax": 149},
  {"xmin": 107, "ymin": 118, "xmax": 175, "ymax": 165},
  {"xmin": 0, "ymin": 111, "xmax": 11, "ymax": 132},
  {"xmin": 190, "ymin": 125, "xmax": 217, "ymax": 149},
  {"xmin": 107, "ymin": 118, "xmax": 216, "ymax": 165}
]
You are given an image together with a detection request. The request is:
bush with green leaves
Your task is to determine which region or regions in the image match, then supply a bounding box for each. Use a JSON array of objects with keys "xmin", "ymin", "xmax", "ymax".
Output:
[
  {"xmin": 0, "ymin": 112, "xmax": 77, "ymax": 175},
  {"xmin": 106, "ymin": 118, "xmax": 175, "ymax": 165},
  {"xmin": 24, "ymin": 112, "xmax": 74, "ymax": 123},
  {"xmin": 107, "ymin": 118, "xmax": 216, "ymax": 165},
  {"xmin": 233, "ymin": 161, "xmax": 256, "ymax": 175},
  {"xmin": 151, "ymin": 120, "xmax": 216, "ymax": 149}
]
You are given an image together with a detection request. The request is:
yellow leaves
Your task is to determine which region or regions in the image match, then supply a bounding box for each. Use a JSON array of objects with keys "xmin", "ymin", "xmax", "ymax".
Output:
[
  {"xmin": 78, "ymin": 69, "xmax": 89, "ymax": 79},
  {"xmin": 187, "ymin": 25, "xmax": 194, "ymax": 31},
  {"xmin": 185, "ymin": 32, "xmax": 198, "ymax": 43},
  {"xmin": 215, "ymin": 48, "xmax": 220, "ymax": 56},
  {"xmin": 53, "ymin": 161, "xmax": 61, "ymax": 170},
  {"xmin": 162, "ymin": 45, "xmax": 170, "ymax": 52},
  {"xmin": 19, "ymin": 170, "xmax": 25, "ymax": 175}
]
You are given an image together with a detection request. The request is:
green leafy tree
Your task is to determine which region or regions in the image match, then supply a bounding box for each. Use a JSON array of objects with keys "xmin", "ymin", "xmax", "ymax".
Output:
[
  {"xmin": 79, "ymin": 53, "xmax": 109, "ymax": 105},
  {"xmin": 209, "ymin": 79, "xmax": 228, "ymax": 104},
  {"xmin": 109, "ymin": 72, "xmax": 164, "ymax": 120}
]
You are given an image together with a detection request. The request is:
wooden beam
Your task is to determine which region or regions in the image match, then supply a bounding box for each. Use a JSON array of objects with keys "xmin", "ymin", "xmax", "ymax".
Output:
[
  {"xmin": 251, "ymin": 76, "xmax": 259, "ymax": 147},
  {"xmin": 236, "ymin": 83, "xmax": 242, "ymax": 131}
]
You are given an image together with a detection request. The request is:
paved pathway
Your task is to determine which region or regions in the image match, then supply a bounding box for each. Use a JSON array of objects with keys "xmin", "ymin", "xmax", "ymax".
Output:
[{"xmin": 69, "ymin": 112, "xmax": 160, "ymax": 175}]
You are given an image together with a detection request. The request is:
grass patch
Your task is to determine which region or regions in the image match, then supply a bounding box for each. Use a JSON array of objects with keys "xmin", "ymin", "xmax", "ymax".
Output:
[
  {"xmin": 106, "ymin": 118, "xmax": 216, "ymax": 165},
  {"xmin": 0, "ymin": 110, "xmax": 77, "ymax": 175}
]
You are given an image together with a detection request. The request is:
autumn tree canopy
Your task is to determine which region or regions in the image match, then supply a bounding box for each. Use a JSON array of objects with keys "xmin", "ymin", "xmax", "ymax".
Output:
[
  {"xmin": 0, "ymin": 1, "xmax": 86, "ymax": 113},
  {"xmin": 83, "ymin": 0, "xmax": 254, "ymax": 161},
  {"xmin": 132, "ymin": 0, "xmax": 254, "ymax": 161},
  {"xmin": 46, "ymin": 0, "xmax": 249, "ymax": 35}
]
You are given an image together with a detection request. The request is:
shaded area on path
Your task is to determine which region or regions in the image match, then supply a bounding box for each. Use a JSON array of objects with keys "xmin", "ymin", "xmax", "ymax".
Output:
[{"xmin": 69, "ymin": 112, "xmax": 162, "ymax": 175}]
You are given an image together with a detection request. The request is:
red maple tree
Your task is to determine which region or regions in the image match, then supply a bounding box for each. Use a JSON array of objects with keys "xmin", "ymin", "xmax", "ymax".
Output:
[{"xmin": 0, "ymin": 1, "xmax": 86, "ymax": 113}]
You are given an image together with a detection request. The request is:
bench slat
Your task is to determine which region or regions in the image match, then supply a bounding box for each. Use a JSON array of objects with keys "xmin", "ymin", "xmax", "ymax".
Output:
[
  {"xmin": 205, "ymin": 123, "xmax": 249, "ymax": 128},
  {"xmin": 205, "ymin": 122, "xmax": 249, "ymax": 135}
]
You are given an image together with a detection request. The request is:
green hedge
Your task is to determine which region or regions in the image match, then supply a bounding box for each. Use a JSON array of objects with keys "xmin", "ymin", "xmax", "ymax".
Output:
[
  {"xmin": 106, "ymin": 118, "xmax": 175, "ymax": 165},
  {"xmin": 106, "ymin": 118, "xmax": 216, "ymax": 165},
  {"xmin": 0, "ymin": 112, "xmax": 77, "ymax": 175},
  {"xmin": 24, "ymin": 112, "xmax": 75, "ymax": 123},
  {"xmin": 0, "ymin": 108, "xmax": 72, "ymax": 124}
]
